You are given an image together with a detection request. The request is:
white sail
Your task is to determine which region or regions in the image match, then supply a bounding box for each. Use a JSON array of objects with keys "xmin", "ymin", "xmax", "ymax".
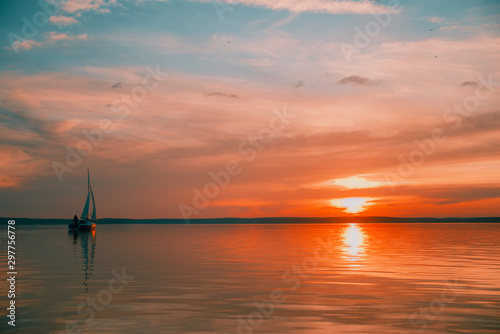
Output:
[
  {"xmin": 81, "ymin": 192, "xmax": 90, "ymax": 219},
  {"xmin": 90, "ymin": 185, "xmax": 96, "ymax": 222},
  {"xmin": 80, "ymin": 169, "xmax": 91, "ymax": 220}
]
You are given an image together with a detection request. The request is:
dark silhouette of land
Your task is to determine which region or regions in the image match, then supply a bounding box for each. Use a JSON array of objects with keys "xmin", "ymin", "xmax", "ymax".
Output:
[{"xmin": 4, "ymin": 217, "xmax": 500, "ymax": 225}]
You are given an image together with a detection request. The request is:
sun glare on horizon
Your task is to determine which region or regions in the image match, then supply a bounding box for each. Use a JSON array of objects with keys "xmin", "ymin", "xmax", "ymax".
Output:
[
  {"xmin": 319, "ymin": 175, "xmax": 384, "ymax": 189},
  {"xmin": 330, "ymin": 197, "xmax": 374, "ymax": 214}
]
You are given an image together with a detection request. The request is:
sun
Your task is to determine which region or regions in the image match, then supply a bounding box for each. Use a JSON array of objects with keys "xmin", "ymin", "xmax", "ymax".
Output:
[{"xmin": 330, "ymin": 197, "xmax": 373, "ymax": 214}]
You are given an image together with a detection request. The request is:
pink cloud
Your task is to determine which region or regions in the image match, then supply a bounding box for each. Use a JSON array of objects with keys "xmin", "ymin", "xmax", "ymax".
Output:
[
  {"xmin": 61, "ymin": 0, "xmax": 116, "ymax": 14},
  {"xmin": 49, "ymin": 15, "xmax": 80, "ymax": 26},
  {"xmin": 11, "ymin": 40, "xmax": 41, "ymax": 51},
  {"xmin": 47, "ymin": 32, "xmax": 88, "ymax": 41}
]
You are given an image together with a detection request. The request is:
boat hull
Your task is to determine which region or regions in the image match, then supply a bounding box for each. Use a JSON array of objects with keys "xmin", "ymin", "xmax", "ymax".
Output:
[{"xmin": 68, "ymin": 220, "xmax": 96, "ymax": 231}]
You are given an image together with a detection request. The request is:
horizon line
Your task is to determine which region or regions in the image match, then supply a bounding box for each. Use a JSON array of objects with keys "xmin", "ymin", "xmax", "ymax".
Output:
[{"xmin": 5, "ymin": 216, "xmax": 500, "ymax": 220}]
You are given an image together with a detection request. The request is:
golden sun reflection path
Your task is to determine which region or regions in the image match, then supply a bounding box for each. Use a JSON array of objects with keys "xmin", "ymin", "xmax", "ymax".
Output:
[{"xmin": 342, "ymin": 223, "xmax": 366, "ymax": 262}]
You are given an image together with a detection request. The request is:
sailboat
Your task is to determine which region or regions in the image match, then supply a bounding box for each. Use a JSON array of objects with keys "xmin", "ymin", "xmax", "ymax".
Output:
[{"xmin": 68, "ymin": 168, "xmax": 97, "ymax": 231}]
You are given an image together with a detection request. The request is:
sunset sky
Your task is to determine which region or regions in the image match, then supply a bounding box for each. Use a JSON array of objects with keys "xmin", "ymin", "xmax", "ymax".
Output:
[{"xmin": 0, "ymin": 0, "xmax": 499, "ymax": 219}]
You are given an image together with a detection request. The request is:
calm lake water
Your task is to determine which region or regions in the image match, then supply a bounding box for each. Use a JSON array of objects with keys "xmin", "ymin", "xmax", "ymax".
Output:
[{"xmin": 1, "ymin": 223, "xmax": 499, "ymax": 334}]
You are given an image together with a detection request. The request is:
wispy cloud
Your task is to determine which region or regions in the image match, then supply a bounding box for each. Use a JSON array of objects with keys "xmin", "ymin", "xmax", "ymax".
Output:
[
  {"xmin": 265, "ymin": 11, "xmax": 300, "ymax": 29},
  {"xmin": 423, "ymin": 16, "xmax": 445, "ymax": 23},
  {"xmin": 47, "ymin": 32, "xmax": 88, "ymax": 41},
  {"xmin": 204, "ymin": 91, "xmax": 239, "ymax": 98},
  {"xmin": 189, "ymin": 0, "xmax": 396, "ymax": 15}
]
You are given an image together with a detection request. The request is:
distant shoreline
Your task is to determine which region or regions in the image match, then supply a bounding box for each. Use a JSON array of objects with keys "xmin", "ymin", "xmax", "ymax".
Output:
[{"xmin": 3, "ymin": 217, "xmax": 500, "ymax": 225}]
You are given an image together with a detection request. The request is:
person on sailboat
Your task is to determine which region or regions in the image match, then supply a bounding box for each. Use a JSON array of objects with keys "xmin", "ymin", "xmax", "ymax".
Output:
[{"xmin": 73, "ymin": 214, "xmax": 78, "ymax": 224}]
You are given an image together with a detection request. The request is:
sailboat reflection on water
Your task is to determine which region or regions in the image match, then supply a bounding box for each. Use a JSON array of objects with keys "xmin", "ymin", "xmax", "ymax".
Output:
[{"xmin": 68, "ymin": 229, "xmax": 96, "ymax": 293}]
